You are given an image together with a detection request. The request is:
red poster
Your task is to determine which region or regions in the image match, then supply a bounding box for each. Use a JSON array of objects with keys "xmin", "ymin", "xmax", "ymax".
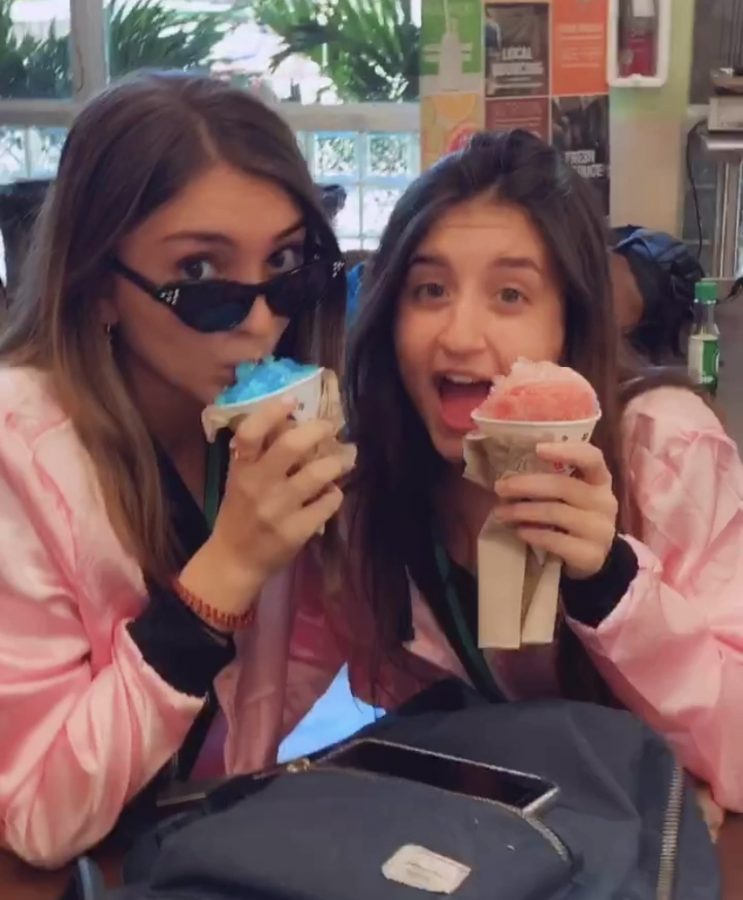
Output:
[{"xmin": 486, "ymin": 97, "xmax": 550, "ymax": 142}]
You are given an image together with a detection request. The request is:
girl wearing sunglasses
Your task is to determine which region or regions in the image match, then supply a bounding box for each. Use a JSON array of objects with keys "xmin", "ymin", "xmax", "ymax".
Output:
[{"xmin": 0, "ymin": 72, "xmax": 352, "ymax": 866}]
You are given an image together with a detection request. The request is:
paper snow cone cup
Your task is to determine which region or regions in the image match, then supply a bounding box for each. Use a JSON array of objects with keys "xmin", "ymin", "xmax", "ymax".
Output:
[
  {"xmin": 201, "ymin": 367, "xmax": 325, "ymax": 442},
  {"xmin": 467, "ymin": 413, "xmax": 601, "ymax": 479},
  {"xmin": 464, "ymin": 413, "xmax": 601, "ymax": 570}
]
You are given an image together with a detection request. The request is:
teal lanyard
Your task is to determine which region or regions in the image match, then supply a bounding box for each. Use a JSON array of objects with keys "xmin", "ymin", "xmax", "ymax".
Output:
[
  {"xmin": 203, "ymin": 441, "xmax": 222, "ymax": 531},
  {"xmin": 433, "ymin": 541, "xmax": 501, "ymax": 699}
]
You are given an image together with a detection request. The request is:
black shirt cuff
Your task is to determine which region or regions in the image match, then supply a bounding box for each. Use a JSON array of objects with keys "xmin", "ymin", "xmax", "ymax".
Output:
[
  {"xmin": 561, "ymin": 536, "xmax": 639, "ymax": 628},
  {"xmin": 128, "ymin": 585, "xmax": 235, "ymax": 697}
]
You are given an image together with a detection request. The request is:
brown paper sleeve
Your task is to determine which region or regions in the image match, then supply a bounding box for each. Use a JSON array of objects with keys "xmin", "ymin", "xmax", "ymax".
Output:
[
  {"xmin": 317, "ymin": 369, "xmax": 344, "ymax": 433},
  {"xmin": 477, "ymin": 510, "xmax": 526, "ymax": 650},
  {"xmin": 521, "ymin": 553, "xmax": 562, "ymax": 644},
  {"xmin": 466, "ymin": 430, "xmax": 562, "ymax": 649}
]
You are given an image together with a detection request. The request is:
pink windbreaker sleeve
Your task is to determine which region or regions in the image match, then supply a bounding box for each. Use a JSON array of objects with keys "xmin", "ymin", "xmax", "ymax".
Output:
[
  {"xmin": 0, "ymin": 389, "xmax": 204, "ymax": 866},
  {"xmin": 568, "ymin": 387, "xmax": 743, "ymax": 811}
]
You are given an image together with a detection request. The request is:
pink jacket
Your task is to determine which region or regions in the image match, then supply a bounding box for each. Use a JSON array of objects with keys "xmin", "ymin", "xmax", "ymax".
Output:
[{"xmin": 1, "ymin": 369, "xmax": 742, "ymax": 867}]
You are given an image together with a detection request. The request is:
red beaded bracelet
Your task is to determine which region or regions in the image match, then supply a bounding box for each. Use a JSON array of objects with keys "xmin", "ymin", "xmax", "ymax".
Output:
[{"xmin": 171, "ymin": 576, "xmax": 256, "ymax": 632}]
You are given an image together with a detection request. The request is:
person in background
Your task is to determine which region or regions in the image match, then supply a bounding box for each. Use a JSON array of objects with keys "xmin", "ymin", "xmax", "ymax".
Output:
[
  {"xmin": 318, "ymin": 183, "xmax": 367, "ymax": 330},
  {"xmin": 319, "ymin": 183, "xmax": 347, "ymax": 224},
  {"xmin": 607, "ymin": 227, "xmax": 724, "ymax": 835},
  {"xmin": 0, "ymin": 72, "xmax": 353, "ymax": 866},
  {"xmin": 343, "ymin": 131, "xmax": 743, "ymax": 824},
  {"xmin": 610, "ymin": 225, "xmax": 704, "ymax": 365}
]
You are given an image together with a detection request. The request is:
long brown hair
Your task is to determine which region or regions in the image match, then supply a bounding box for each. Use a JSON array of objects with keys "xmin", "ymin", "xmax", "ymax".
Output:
[
  {"xmin": 346, "ymin": 130, "xmax": 624, "ymax": 702},
  {"xmin": 0, "ymin": 71, "xmax": 345, "ymax": 582}
]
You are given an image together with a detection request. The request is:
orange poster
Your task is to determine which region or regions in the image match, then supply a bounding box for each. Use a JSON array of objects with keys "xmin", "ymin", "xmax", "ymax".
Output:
[
  {"xmin": 551, "ymin": 0, "xmax": 608, "ymax": 97},
  {"xmin": 421, "ymin": 93, "xmax": 484, "ymax": 169}
]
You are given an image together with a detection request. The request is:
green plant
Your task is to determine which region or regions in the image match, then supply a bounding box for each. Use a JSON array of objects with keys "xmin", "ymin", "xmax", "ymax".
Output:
[
  {"xmin": 108, "ymin": 0, "xmax": 229, "ymax": 77},
  {"xmin": 0, "ymin": 0, "xmax": 69, "ymax": 98},
  {"xmin": 252, "ymin": 0, "xmax": 419, "ymax": 101},
  {"xmin": 0, "ymin": 0, "xmax": 230, "ymax": 100}
]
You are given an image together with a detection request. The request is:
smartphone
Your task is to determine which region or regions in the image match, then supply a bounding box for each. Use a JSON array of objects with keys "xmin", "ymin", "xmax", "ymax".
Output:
[
  {"xmin": 156, "ymin": 739, "xmax": 559, "ymax": 818},
  {"xmin": 321, "ymin": 738, "xmax": 559, "ymax": 816}
]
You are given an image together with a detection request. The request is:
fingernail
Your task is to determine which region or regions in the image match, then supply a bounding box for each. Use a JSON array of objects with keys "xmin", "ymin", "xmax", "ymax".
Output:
[{"xmin": 282, "ymin": 394, "xmax": 296, "ymax": 407}]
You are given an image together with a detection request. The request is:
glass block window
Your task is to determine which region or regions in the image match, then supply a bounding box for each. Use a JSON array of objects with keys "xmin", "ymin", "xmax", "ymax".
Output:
[
  {"xmin": 0, "ymin": 121, "xmax": 422, "ymax": 282},
  {"xmin": 298, "ymin": 129, "xmax": 420, "ymax": 250},
  {"xmin": 0, "ymin": 126, "xmax": 66, "ymax": 182}
]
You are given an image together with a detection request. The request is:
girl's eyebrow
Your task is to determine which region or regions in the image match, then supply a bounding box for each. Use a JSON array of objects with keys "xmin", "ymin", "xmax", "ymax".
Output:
[
  {"xmin": 162, "ymin": 231, "xmax": 234, "ymax": 246},
  {"xmin": 489, "ymin": 256, "xmax": 544, "ymax": 275},
  {"xmin": 161, "ymin": 219, "xmax": 306, "ymax": 247},
  {"xmin": 409, "ymin": 253, "xmax": 543, "ymax": 276},
  {"xmin": 409, "ymin": 253, "xmax": 449, "ymax": 269}
]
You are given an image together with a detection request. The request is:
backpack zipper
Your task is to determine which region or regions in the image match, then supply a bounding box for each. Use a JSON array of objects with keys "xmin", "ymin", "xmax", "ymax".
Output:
[{"xmin": 656, "ymin": 762, "xmax": 684, "ymax": 900}]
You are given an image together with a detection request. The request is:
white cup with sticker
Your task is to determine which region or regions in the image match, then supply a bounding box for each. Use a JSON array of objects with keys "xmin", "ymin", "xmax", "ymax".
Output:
[{"xmin": 202, "ymin": 363, "xmax": 324, "ymax": 442}]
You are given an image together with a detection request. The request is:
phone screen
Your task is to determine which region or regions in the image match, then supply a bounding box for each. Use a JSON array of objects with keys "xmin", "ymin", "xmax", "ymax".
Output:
[{"xmin": 326, "ymin": 740, "xmax": 556, "ymax": 813}]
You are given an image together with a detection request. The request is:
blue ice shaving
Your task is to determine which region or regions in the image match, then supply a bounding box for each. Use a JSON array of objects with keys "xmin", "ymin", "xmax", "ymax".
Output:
[{"xmin": 216, "ymin": 356, "xmax": 319, "ymax": 406}]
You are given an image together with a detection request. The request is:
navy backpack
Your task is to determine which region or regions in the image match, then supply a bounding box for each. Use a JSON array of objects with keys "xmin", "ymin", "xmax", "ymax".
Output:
[{"xmin": 69, "ymin": 682, "xmax": 721, "ymax": 900}]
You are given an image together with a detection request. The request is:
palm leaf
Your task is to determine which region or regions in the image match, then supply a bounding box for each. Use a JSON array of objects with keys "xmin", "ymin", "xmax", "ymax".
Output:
[
  {"xmin": 108, "ymin": 0, "xmax": 229, "ymax": 76},
  {"xmin": 0, "ymin": 0, "xmax": 229, "ymax": 99},
  {"xmin": 254, "ymin": 0, "xmax": 419, "ymax": 101}
]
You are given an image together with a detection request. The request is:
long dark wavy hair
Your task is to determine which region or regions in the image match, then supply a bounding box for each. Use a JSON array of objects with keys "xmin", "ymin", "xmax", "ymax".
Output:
[{"xmin": 346, "ymin": 130, "xmax": 626, "ymax": 703}]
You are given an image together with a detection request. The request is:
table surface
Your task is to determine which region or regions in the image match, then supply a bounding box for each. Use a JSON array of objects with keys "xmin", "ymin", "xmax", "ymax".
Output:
[{"xmin": 2, "ymin": 816, "xmax": 742, "ymax": 899}]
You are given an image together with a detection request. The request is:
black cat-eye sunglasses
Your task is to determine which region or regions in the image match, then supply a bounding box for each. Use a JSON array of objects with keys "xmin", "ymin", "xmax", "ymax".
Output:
[{"xmin": 112, "ymin": 255, "xmax": 345, "ymax": 334}]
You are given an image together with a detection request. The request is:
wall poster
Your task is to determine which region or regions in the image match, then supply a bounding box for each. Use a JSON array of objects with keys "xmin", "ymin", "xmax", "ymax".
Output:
[{"xmin": 421, "ymin": 0, "xmax": 611, "ymax": 214}]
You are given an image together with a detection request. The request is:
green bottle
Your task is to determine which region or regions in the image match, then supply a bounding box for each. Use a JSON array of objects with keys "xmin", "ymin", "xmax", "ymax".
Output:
[{"xmin": 688, "ymin": 279, "xmax": 720, "ymax": 396}]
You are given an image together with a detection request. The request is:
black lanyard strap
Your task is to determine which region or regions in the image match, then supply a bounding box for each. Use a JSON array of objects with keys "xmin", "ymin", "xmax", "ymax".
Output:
[
  {"xmin": 203, "ymin": 439, "xmax": 222, "ymax": 531},
  {"xmin": 176, "ymin": 438, "xmax": 227, "ymax": 781}
]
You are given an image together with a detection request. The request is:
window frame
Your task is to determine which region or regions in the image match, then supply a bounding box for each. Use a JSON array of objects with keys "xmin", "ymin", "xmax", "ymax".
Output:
[
  {"xmin": 0, "ymin": 0, "xmax": 420, "ymax": 133},
  {"xmin": 0, "ymin": 0, "xmax": 421, "ymax": 250},
  {"xmin": 0, "ymin": 0, "xmax": 105, "ymax": 126}
]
